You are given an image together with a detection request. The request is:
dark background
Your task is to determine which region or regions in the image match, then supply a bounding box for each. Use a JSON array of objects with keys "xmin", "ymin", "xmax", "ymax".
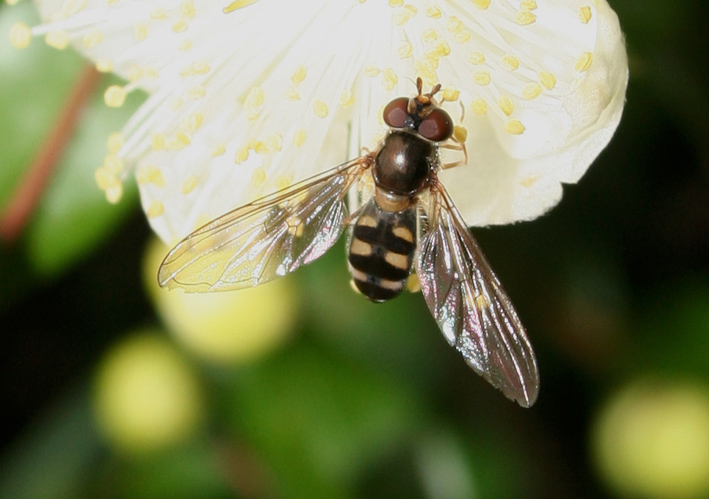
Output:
[{"xmin": 1, "ymin": 1, "xmax": 708, "ymax": 498}]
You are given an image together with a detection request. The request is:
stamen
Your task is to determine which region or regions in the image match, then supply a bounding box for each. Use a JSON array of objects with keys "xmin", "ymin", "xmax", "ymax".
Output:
[{"xmin": 9, "ymin": 22, "xmax": 31, "ymax": 49}]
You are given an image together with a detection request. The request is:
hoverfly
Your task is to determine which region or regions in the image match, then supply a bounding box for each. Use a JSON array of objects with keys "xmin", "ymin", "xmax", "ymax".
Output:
[{"xmin": 158, "ymin": 78, "xmax": 539, "ymax": 407}]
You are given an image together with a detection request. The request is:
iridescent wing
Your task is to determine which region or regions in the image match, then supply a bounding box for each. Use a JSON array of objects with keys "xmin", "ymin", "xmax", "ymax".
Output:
[
  {"xmin": 158, "ymin": 157, "xmax": 371, "ymax": 292},
  {"xmin": 416, "ymin": 184, "xmax": 539, "ymax": 407}
]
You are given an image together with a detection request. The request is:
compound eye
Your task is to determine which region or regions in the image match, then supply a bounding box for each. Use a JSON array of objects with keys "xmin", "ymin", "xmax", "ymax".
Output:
[
  {"xmin": 383, "ymin": 97, "xmax": 410, "ymax": 129},
  {"xmin": 418, "ymin": 108, "xmax": 453, "ymax": 142}
]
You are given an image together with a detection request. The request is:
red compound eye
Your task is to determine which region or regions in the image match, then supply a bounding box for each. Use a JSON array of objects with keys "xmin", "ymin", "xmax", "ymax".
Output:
[
  {"xmin": 418, "ymin": 108, "xmax": 453, "ymax": 142},
  {"xmin": 382, "ymin": 97, "xmax": 409, "ymax": 128}
]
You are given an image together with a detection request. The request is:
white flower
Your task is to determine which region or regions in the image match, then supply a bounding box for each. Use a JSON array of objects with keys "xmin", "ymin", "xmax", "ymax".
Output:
[{"xmin": 16, "ymin": 0, "xmax": 628, "ymax": 243}]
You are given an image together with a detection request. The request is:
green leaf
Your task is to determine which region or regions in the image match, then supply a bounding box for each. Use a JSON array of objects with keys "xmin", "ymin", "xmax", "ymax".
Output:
[
  {"xmin": 25, "ymin": 73, "xmax": 144, "ymax": 276},
  {"xmin": 0, "ymin": 386, "xmax": 102, "ymax": 499},
  {"xmin": 0, "ymin": 2, "xmax": 147, "ymax": 276},
  {"xmin": 225, "ymin": 342, "xmax": 424, "ymax": 497},
  {"xmin": 0, "ymin": 3, "xmax": 85, "ymax": 207}
]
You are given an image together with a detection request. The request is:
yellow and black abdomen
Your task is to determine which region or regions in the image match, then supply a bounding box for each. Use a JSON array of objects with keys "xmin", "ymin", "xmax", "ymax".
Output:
[{"xmin": 347, "ymin": 200, "xmax": 417, "ymax": 302}]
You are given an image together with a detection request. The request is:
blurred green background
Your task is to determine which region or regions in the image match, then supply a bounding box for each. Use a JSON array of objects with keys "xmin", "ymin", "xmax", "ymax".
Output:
[{"xmin": 1, "ymin": 1, "xmax": 708, "ymax": 498}]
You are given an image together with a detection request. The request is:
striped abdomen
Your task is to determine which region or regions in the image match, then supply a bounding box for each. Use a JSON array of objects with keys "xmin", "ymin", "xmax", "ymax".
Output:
[{"xmin": 347, "ymin": 200, "xmax": 417, "ymax": 302}]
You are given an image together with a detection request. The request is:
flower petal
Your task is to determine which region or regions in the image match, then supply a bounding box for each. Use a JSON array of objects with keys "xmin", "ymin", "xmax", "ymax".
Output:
[
  {"xmin": 30, "ymin": 0, "xmax": 628, "ymax": 240},
  {"xmin": 438, "ymin": 0, "xmax": 629, "ymax": 225}
]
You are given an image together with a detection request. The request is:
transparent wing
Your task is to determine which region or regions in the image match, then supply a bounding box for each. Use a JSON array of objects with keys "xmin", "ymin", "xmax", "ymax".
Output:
[
  {"xmin": 416, "ymin": 184, "xmax": 540, "ymax": 407},
  {"xmin": 158, "ymin": 157, "xmax": 370, "ymax": 292}
]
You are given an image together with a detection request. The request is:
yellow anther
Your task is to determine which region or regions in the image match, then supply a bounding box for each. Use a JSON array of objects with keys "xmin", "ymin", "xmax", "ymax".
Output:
[
  {"xmin": 382, "ymin": 68, "xmax": 398, "ymax": 91},
  {"xmin": 284, "ymin": 87, "xmax": 300, "ymax": 101},
  {"xmin": 504, "ymin": 120, "xmax": 526, "ymax": 135},
  {"xmin": 293, "ymin": 130, "xmax": 307, "ymax": 147},
  {"xmin": 172, "ymin": 20, "xmax": 188, "ymax": 33},
  {"xmin": 468, "ymin": 50, "xmax": 485, "ymax": 65},
  {"xmin": 151, "ymin": 133, "xmax": 166, "ymax": 151},
  {"xmin": 364, "ymin": 66, "xmax": 381, "ymax": 77},
  {"xmin": 178, "ymin": 39, "xmax": 193, "ymax": 51},
  {"xmin": 340, "ymin": 90, "xmax": 354, "ymax": 108},
  {"xmin": 252, "ymin": 140, "xmax": 268, "ymax": 154},
  {"xmin": 62, "ymin": 0, "xmax": 88, "ymax": 16},
  {"xmin": 471, "ymin": 98, "xmax": 488, "ymax": 116},
  {"xmin": 45, "ymin": 30, "xmax": 69, "ymax": 50},
  {"xmin": 104, "ymin": 85, "xmax": 126, "ymax": 108},
  {"xmin": 398, "ymin": 42, "xmax": 413, "ymax": 59},
  {"xmin": 137, "ymin": 166, "xmax": 165, "ymax": 187},
  {"xmin": 502, "ymin": 55, "xmax": 520, "ymax": 71},
  {"xmin": 414, "ymin": 59, "xmax": 438, "ymax": 87},
  {"xmin": 575, "ymin": 52, "xmax": 594, "ymax": 72},
  {"xmin": 192, "ymin": 61, "xmax": 210, "ymax": 74},
  {"xmin": 406, "ymin": 273, "xmax": 422, "ymax": 293},
  {"xmin": 95, "ymin": 59, "xmax": 114, "ymax": 73},
  {"xmin": 105, "ymin": 183, "xmax": 123, "ymax": 204},
  {"xmin": 244, "ymin": 86, "xmax": 264, "ymax": 119},
  {"xmin": 151, "ymin": 8, "xmax": 168, "ymax": 20},
  {"xmin": 235, "ymin": 147, "xmax": 249, "ymax": 163},
  {"xmin": 266, "ymin": 134, "xmax": 283, "ymax": 152},
  {"xmin": 392, "ymin": 11, "xmax": 408, "ymax": 26},
  {"xmin": 187, "ymin": 84, "xmax": 206, "ymax": 100},
  {"xmin": 313, "ymin": 100, "xmax": 329, "ymax": 118},
  {"xmin": 454, "ymin": 29, "xmax": 471, "ymax": 44},
  {"xmin": 107, "ymin": 133, "xmax": 124, "ymax": 154},
  {"xmin": 523, "ymin": 82, "xmax": 542, "ymax": 100},
  {"xmin": 82, "ymin": 28, "xmax": 102, "ymax": 48},
  {"xmin": 388, "ymin": 0, "xmax": 403, "ymax": 6},
  {"xmin": 223, "ymin": 0, "xmax": 260, "ymax": 14},
  {"xmin": 9, "ymin": 22, "xmax": 31, "ymax": 49},
  {"xmin": 453, "ymin": 125, "xmax": 468, "ymax": 143},
  {"xmin": 133, "ymin": 22, "xmax": 149, "ymax": 41},
  {"xmin": 291, "ymin": 66, "xmax": 307, "ymax": 85},
  {"xmin": 128, "ymin": 66, "xmax": 143, "ymax": 82},
  {"xmin": 167, "ymin": 132, "xmax": 191, "ymax": 150},
  {"xmin": 447, "ymin": 16, "xmax": 463, "ymax": 33},
  {"xmin": 429, "ymin": 40, "xmax": 451, "ymax": 58},
  {"xmin": 211, "ymin": 143, "xmax": 226, "ymax": 157},
  {"xmin": 182, "ymin": 113, "xmax": 203, "ymax": 133},
  {"xmin": 521, "ymin": 0, "xmax": 537, "ymax": 10},
  {"xmin": 442, "ymin": 87, "xmax": 460, "ymax": 101},
  {"xmin": 402, "ymin": 5, "xmax": 417, "ymax": 17},
  {"xmin": 147, "ymin": 200, "xmax": 164, "ymax": 218},
  {"xmin": 425, "ymin": 6, "xmax": 442, "ymax": 18},
  {"xmin": 180, "ymin": 0, "xmax": 196, "ymax": 19},
  {"xmin": 103, "ymin": 154, "xmax": 124, "ymax": 174},
  {"xmin": 515, "ymin": 10, "xmax": 536, "ymax": 26},
  {"xmin": 421, "ymin": 28, "xmax": 438, "ymax": 43},
  {"xmin": 94, "ymin": 167, "xmax": 114, "ymax": 190},
  {"xmin": 539, "ymin": 71, "xmax": 557, "ymax": 90},
  {"xmin": 471, "ymin": 0, "xmax": 490, "ymax": 9},
  {"xmin": 579, "ymin": 6, "xmax": 593, "ymax": 24},
  {"xmin": 181, "ymin": 175, "xmax": 198, "ymax": 194},
  {"xmin": 95, "ymin": 168, "xmax": 123, "ymax": 204},
  {"xmin": 498, "ymin": 96, "xmax": 514, "ymax": 116},
  {"xmin": 473, "ymin": 70, "xmax": 491, "ymax": 86}
]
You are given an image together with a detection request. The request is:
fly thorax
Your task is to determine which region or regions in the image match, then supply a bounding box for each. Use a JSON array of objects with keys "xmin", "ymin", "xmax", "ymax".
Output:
[{"xmin": 374, "ymin": 131, "xmax": 434, "ymax": 196}]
